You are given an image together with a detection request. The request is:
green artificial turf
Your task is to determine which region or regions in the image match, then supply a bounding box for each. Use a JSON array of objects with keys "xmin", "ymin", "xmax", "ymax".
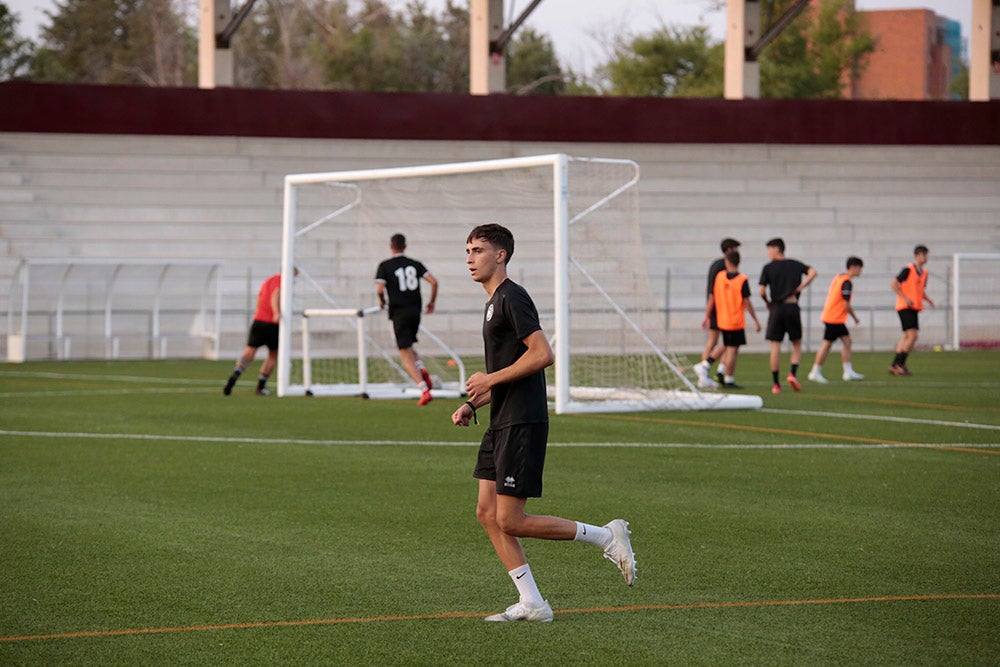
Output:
[{"xmin": 1, "ymin": 350, "xmax": 997, "ymax": 665}]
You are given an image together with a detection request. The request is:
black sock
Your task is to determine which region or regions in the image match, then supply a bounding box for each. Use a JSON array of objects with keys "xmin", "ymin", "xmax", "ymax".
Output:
[
  {"xmin": 772, "ymin": 371, "xmax": 779, "ymax": 384},
  {"xmin": 790, "ymin": 363, "xmax": 799, "ymax": 377},
  {"xmin": 899, "ymin": 352, "xmax": 909, "ymax": 365},
  {"xmin": 257, "ymin": 374, "xmax": 269, "ymax": 390},
  {"xmin": 892, "ymin": 353, "xmax": 903, "ymax": 366}
]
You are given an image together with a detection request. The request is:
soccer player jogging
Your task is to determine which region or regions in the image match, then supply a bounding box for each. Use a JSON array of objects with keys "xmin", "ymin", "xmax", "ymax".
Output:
[
  {"xmin": 759, "ymin": 238, "xmax": 817, "ymax": 394},
  {"xmin": 889, "ymin": 245, "xmax": 934, "ymax": 376},
  {"xmin": 223, "ymin": 269, "xmax": 296, "ymax": 396},
  {"xmin": 452, "ymin": 223, "xmax": 636, "ymax": 623},
  {"xmin": 808, "ymin": 257, "xmax": 865, "ymax": 383},
  {"xmin": 701, "ymin": 250, "xmax": 760, "ymax": 389},
  {"xmin": 694, "ymin": 237, "xmax": 741, "ymax": 389},
  {"xmin": 375, "ymin": 234, "xmax": 439, "ymax": 405}
]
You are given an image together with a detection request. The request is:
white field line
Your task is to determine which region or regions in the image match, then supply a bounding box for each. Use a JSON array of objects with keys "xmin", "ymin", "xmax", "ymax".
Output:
[
  {"xmin": 1, "ymin": 430, "xmax": 998, "ymax": 449},
  {"xmin": 762, "ymin": 408, "xmax": 1000, "ymax": 431},
  {"xmin": 0, "ymin": 370, "xmax": 220, "ymax": 385}
]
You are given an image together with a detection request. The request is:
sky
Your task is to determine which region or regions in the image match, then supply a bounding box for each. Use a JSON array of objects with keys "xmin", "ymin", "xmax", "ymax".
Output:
[{"xmin": 5, "ymin": 0, "xmax": 974, "ymax": 74}]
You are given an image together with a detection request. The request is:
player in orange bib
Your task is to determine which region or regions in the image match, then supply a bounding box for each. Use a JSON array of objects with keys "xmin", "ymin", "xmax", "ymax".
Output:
[
  {"xmin": 808, "ymin": 257, "xmax": 865, "ymax": 383},
  {"xmin": 701, "ymin": 250, "xmax": 760, "ymax": 389},
  {"xmin": 889, "ymin": 245, "xmax": 934, "ymax": 376}
]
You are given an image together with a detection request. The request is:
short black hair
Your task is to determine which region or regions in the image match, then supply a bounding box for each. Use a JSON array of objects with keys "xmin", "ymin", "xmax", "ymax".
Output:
[
  {"xmin": 390, "ymin": 233, "xmax": 406, "ymax": 251},
  {"xmin": 914, "ymin": 244, "xmax": 929, "ymax": 255},
  {"xmin": 846, "ymin": 256, "xmax": 864, "ymax": 269},
  {"xmin": 467, "ymin": 224, "xmax": 514, "ymax": 264},
  {"xmin": 720, "ymin": 238, "xmax": 741, "ymax": 252},
  {"xmin": 725, "ymin": 250, "xmax": 741, "ymax": 267},
  {"xmin": 766, "ymin": 237, "xmax": 785, "ymax": 253}
]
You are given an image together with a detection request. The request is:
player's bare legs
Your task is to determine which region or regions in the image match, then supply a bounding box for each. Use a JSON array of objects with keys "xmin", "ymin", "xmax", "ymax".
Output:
[
  {"xmin": 896, "ymin": 328, "xmax": 918, "ymax": 355},
  {"xmin": 841, "ymin": 336, "xmax": 853, "ymax": 364},
  {"xmin": 398, "ymin": 346, "xmax": 422, "ymax": 386}
]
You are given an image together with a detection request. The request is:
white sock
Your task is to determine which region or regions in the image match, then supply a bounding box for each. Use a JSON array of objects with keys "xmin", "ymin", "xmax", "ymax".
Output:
[
  {"xmin": 725, "ymin": 375, "xmax": 735, "ymax": 383},
  {"xmin": 812, "ymin": 364, "xmax": 821, "ymax": 374},
  {"xmin": 574, "ymin": 522, "xmax": 612, "ymax": 548},
  {"xmin": 843, "ymin": 362, "xmax": 853, "ymax": 373},
  {"xmin": 508, "ymin": 564, "xmax": 545, "ymax": 607},
  {"xmin": 718, "ymin": 363, "xmax": 727, "ymax": 375}
]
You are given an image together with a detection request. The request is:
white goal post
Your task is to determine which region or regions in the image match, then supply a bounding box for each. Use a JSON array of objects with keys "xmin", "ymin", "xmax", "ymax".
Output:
[
  {"xmin": 277, "ymin": 153, "xmax": 761, "ymax": 413},
  {"xmin": 951, "ymin": 252, "xmax": 1000, "ymax": 350}
]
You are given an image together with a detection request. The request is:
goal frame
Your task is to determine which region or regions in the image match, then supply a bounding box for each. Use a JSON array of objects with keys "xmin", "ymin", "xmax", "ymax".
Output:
[
  {"xmin": 277, "ymin": 153, "xmax": 761, "ymax": 413},
  {"xmin": 951, "ymin": 252, "xmax": 1000, "ymax": 350}
]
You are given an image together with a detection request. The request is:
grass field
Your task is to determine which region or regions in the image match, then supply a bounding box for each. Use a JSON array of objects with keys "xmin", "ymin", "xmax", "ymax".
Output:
[{"xmin": 1, "ymin": 350, "xmax": 998, "ymax": 665}]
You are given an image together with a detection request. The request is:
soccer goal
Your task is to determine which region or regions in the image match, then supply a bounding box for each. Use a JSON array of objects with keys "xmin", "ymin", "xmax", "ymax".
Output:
[
  {"xmin": 951, "ymin": 253, "xmax": 1000, "ymax": 350},
  {"xmin": 277, "ymin": 153, "xmax": 761, "ymax": 413}
]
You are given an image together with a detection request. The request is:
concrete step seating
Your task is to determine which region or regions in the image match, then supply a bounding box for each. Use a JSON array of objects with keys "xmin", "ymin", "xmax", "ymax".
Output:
[{"xmin": 1, "ymin": 132, "xmax": 997, "ymax": 359}]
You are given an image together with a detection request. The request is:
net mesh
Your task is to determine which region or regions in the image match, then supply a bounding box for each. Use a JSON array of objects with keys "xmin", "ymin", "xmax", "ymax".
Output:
[{"xmin": 282, "ymin": 156, "xmax": 760, "ymax": 412}]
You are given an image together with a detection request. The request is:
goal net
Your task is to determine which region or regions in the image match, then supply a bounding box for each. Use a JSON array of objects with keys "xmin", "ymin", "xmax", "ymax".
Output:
[
  {"xmin": 277, "ymin": 154, "xmax": 761, "ymax": 413},
  {"xmin": 951, "ymin": 253, "xmax": 1000, "ymax": 349}
]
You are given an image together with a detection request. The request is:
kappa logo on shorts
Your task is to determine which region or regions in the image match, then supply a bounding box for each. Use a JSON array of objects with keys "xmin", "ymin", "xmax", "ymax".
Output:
[
  {"xmin": 504, "ymin": 475, "xmax": 516, "ymax": 488},
  {"xmin": 486, "ymin": 303, "xmax": 495, "ymax": 322}
]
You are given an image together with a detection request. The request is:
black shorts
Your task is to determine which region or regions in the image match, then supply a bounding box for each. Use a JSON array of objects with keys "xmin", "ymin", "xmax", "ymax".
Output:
[
  {"xmin": 473, "ymin": 423, "xmax": 548, "ymax": 498},
  {"xmin": 390, "ymin": 306, "xmax": 421, "ymax": 349},
  {"xmin": 247, "ymin": 320, "xmax": 279, "ymax": 350},
  {"xmin": 822, "ymin": 323, "xmax": 851, "ymax": 341},
  {"xmin": 898, "ymin": 309, "xmax": 919, "ymax": 331},
  {"xmin": 720, "ymin": 329, "xmax": 746, "ymax": 347},
  {"xmin": 765, "ymin": 303, "xmax": 802, "ymax": 342}
]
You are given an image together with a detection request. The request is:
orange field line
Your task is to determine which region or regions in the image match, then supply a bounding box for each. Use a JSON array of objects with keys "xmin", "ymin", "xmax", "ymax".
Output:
[{"xmin": 2, "ymin": 594, "xmax": 997, "ymax": 643}]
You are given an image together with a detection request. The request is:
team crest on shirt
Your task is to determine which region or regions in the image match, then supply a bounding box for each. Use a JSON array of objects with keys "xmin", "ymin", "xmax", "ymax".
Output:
[{"xmin": 486, "ymin": 303, "xmax": 494, "ymax": 322}]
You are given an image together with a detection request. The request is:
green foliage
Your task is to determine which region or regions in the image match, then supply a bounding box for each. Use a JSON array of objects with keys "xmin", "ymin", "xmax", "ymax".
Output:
[
  {"xmin": 505, "ymin": 26, "xmax": 564, "ymax": 95},
  {"xmin": 0, "ymin": 351, "xmax": 997, "ymax": 663},
  {"xmin": 31, "ymin": 0, "xmax": 194, "ymax": 85},
  {"xmin": 0, "ymin": 2, "xmax": 34, "ymax": 80},
  {"xmin": 599, "ymin": 25, "xmax": 720, "ymax": 97},
  {"xmin": 759, "ymin": 0, "xmax": 875, "ymax": 99}
]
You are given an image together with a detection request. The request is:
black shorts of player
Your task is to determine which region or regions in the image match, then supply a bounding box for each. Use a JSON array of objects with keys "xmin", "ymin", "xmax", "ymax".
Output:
[
  {"xmin": 247, "ymin": 320, "xmax": 279, "ymax": 350},
  {"xmin": 389, "ymin": 305, "xmax": 421, "ymax": 349},
  {"xmin": 473, "ymin": 423, "xmax": 548, "ymax": 498},
  {"xmin": 720, "ymin": 328, "xmax": 746, "ymax": 347},
  {"xmin": 823, "ymin": 323, "xmax": 851, "ymax": 341},
  {"xmin": 765, "ymin": 302, "xmax": 803, "ymax": 342},
  {"xmin": 898, "ymin": 308, "xmax": 919, "ymax": 331}
]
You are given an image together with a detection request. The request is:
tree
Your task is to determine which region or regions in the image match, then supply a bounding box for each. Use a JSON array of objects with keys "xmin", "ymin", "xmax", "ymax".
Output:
[
  {"xmin": 758, "ymin": 0, "xmax": 875, "ymax": 99},
  {"xmin": 33, "ymin": 0, "xmax": 194, "ymax": 85},
  {"xmin": 598, "ymin": 25, "xmax": 720, "ymax": 97},
  {"xmin": 505, "ymin": 26, "xmax": 564, "ymax": 95},
  {"xmin": 0, "ymin": 2, "xmax": 35, "ymax": 81}
]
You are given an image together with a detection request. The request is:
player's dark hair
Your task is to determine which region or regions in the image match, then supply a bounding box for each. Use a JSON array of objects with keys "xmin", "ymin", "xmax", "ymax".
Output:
[
  {"xmin": 390, "ymin": 233, "xmax": 406, "ymax": 251},
  {"xmin": 846, "ymin": 256, "xmax": 864, "ymax": 269},
  {"xmin": 467, "ymin": 224, "xmax": 514, "ymax": 264},
  {"xmin": 725, "ymin": 250, "xmax": 741, "ymax": 267},
  {"xmin": 720, "ymin": 237, "xmax": 741, "ymax": 252},
  {"xmin": 914, "ymin": 244, "xmax": 929, "ymax": 255},
  {"xmin": 766, "ymin": 237, "xmax": 785, "ymax": 253}
]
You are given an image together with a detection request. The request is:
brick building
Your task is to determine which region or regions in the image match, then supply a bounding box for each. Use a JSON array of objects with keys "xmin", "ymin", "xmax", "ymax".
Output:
[{"xmin": 854, "ymin": 9, "xmax": 961, "ymax": 100}]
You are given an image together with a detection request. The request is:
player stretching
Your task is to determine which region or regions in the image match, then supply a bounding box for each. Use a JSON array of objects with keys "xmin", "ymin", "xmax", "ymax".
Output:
[
  {"xmin": 375, "ymin": 234, "xmax": 439, "ymax": 405},
  {"xmin": 808, "ymin": 256, "xmax": 865, "ymax": 383},
  {"xmin": 223, "ymin": 269, "xmax": 296, "ymax": 396},
  {"xmin": 452, "ymin": 223, "xmax": 636, "ymax": 623}
]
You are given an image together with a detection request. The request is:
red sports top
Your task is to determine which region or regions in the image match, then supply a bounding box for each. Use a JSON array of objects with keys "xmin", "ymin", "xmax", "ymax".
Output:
[{"xmin": 253, "ymin": 274, "xmax": 281, "ymax": 323}]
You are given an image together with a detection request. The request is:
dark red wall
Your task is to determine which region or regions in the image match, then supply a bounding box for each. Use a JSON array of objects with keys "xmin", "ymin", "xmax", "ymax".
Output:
[{"xmin": 2, "ymin": 81, "xmax": 998, "ymax": 145}]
